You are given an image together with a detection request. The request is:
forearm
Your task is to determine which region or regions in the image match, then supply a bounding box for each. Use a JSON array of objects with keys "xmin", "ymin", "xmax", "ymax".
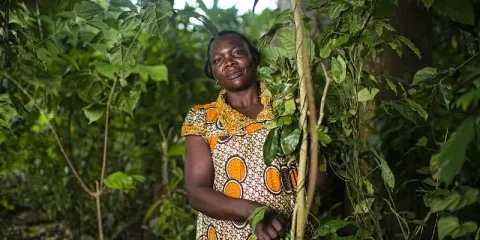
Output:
[{"xmin": 187, "ymin": 185, "xmax": 261, "ymax": 221}]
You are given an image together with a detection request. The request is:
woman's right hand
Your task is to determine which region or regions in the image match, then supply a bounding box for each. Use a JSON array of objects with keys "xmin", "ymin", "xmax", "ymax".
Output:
[{"xmin": 253, "ymin": 208, "xmax": 286, "ymax": 240}]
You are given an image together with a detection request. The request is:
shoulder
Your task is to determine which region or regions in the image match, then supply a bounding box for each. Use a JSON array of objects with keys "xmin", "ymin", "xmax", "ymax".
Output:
[{"xmin": 181, "ymin": 101, "xmax": 217, "ymax": 137}]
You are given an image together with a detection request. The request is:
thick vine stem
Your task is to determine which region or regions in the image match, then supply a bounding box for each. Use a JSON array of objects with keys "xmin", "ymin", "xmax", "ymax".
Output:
[
  {"xmin": 290, "ymin": 0, "xmax": 319, "ymax": 238},
  {"xmin": 100, "ymin": 76, "xmax": 118, "ymax": 188}
]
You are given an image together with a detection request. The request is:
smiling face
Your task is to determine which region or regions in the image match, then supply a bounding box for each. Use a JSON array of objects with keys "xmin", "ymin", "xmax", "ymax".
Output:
[{"xmin": 209, "ymin": 34, "xmax": 257, "ymax": 92}]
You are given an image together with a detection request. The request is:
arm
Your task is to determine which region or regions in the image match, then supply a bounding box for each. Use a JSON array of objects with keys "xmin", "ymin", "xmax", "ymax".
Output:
[{"xmin": 184, "ymin": 135, "xmax": 261, "ymax": 221}]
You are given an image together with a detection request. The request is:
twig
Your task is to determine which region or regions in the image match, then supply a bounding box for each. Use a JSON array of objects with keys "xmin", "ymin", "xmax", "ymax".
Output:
[
  {"xmin": 4, "ymin": 73, "xmax": 94, "ymax": 196},
  {"xmin": 99, "ymin": 75, "xmax": 118, "ymax": 188},
  {"xmin": 95, "ymin": 181, "xmax": 104, "ymax": 240},
  {"xmin": 317, "ymin": 62, "xmax": 332, "ymax": 128}
]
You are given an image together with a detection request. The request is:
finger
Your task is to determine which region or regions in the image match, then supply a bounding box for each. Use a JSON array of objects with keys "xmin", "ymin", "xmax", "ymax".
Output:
[
  {"xmin": 271, "ymin": 218, "xmax": 284, "ymax": 234},
  {"xmin": 266, "ymin": 225, "xmax": 279, "ymax": 240},
  {"xmin": 295, "ymin": 98, "xmax": 300, "ymax": 104}
]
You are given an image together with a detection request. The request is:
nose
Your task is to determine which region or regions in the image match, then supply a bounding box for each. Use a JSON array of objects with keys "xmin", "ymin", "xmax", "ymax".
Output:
[{"xmin": 224, "ymin": 57, "xmax": 237, "ymax": 68}]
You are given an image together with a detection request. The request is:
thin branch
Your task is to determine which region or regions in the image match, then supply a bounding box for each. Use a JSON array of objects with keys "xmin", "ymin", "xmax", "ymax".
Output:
[
  {"xmin": 99, "ymin": 75, "xmax": 118, "ymax": 188},
  {"xmin": 4, "ymin": 73, "xmax": 94, "ymax": 196},
  {"xmin": 95, "ymin": 181, "xmax": 104, "ymax": 240},
  {"xmin": 317, "ymin": 63, "xmax": 332, "ymax": 128}
]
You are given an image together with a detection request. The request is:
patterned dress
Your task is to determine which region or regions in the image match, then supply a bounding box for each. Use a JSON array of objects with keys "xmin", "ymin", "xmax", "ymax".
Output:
[{"xmin": 181, "ymin": 84, "xmax": 300, "ymax": 240}]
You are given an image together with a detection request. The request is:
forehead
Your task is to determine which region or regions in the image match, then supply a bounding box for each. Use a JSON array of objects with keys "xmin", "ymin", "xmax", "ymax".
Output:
[{"xmin": 209, "ymin": 34, "xmax": 248, "ymax": 55}]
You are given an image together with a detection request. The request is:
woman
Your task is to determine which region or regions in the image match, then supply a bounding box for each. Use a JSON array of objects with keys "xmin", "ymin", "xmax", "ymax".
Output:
[{"xmin": 182, "ymin": 30, "xmax": 308, "ymax": 240}]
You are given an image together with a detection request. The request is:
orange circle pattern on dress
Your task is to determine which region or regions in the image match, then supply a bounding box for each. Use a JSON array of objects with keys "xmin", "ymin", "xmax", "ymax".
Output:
[
  {"xmin": 226, "ymin": 156, "xmax": 247, "ymax": 182},
  {"xmin": 246, "ymin": 123, "xmax": 263, "ymax": 133},
  {"xmin": 207, "ymin": 225, "xmax": 217, "ymax": 240},
  {"xmin": 264, "ymin": 166, "xmax": 282, "ymax": 194},
  {"xmin": 290, "ymin": 167, "xmax": 298, "ymax": 191},
  {"xmin": 223, "ymin": 179, "xmax": 243, "ymax": 198}
]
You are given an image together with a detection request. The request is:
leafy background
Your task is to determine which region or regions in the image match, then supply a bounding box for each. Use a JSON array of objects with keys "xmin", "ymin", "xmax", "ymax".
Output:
[{"xmin": 0, "ymin": 0, "xmax": 479, "ymax": 239}]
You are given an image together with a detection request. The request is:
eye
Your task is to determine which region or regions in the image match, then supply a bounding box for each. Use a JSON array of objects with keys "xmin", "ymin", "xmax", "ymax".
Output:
[
  {"xmin": 233, "ymin": 49, "xmax": 244, "ymax": 56},
  {"xmin": 213, "ymin": 58, "xmax": 222, "ymax": 64}
]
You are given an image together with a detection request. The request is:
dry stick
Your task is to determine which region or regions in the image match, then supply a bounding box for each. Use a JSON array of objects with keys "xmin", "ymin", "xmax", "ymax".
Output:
[
  {"xmin": 4, "ymin": 74, "xmax": 94, "ymax": 196},
  {"xmin": 290, "ymin": 0, "xmax": 318, "ymax": 238}
]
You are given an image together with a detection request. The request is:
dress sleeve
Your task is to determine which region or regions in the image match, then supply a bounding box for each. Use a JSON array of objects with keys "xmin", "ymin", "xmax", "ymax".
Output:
[{"xmin": 181, "ymin": 107, "xmax": 206, "ymax": 138}]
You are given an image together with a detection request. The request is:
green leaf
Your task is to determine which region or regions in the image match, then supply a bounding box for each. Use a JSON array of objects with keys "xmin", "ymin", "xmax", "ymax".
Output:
[
  {"xmin": 104, "ymin": 172, "xmax": 135, "ymax": 190},
  {"xmin": 59, "ymin": 53, "xmax": 80, "ymax": 70},
  {"xmin": 416, "ymin": 136, "xmax": 428, "ymax": 147},
  {"xmin": 96, "ymin": 62, "xmax": 119, "ymax": 79},
  {"xmin": 413, "ymin": 67, "xmax": 437, "ymax": 84},
  {"xmin": 397, "ymin": 36, "xmax": 421, "ymax": 59},
  {"xmin": 430, "ymin": 117, "xmax": 476, "ymax": 184},
  {"xmin": 353, "ymin": 198, "xmax": 374, "ymax": 214},
  {"xmin": 386, "ymin": 79, "xmax": 398, "ymax": 95},
  {"xmin": 76, "ymin": 78, "xmax": 104, "ymax": 102},
  {"xmin": 406, "ymin": 99, "xmax": 428, "ymax": 120},
  {"xmin": 432, "ymin": 0, "xmax": 475, "ymax": 25},
  {"xmin": 316, "ymin": 219, "xmax": 352, "ymax": 236},
  {"xmin": 141, "ymin": 2, "xmax": 173, "ymax": 37},
  {"xmin": 421, "ymin": 0, "xmax": 435, "ymax": 8},
  {"xmin": 318, "ymin": 127, "xmax": 332, "ymax": 146},
  {"xmin": 426, "ymin": 188, "xmax": 479, "ymax": 212},
  {"xmin": 283, "ymin": 99, "xmax": 296, "ymax": 116},
  {"xmin": 438, "ymin": 216, "xmax": 478, "ymax": 240},
  {"xmin": 109, "ymin": 43, "xmax": 138, "ymax": 66},
  {"xmin": 331, "ymin": 56, "xmax": 347, "ymax": 83},
  {"xmin": 134, "ymin": 64, "xmax": 168, "ymax": 82},
  {"xmin": 248, "ymin": 206, "xmax": 268, "ymax": 238},
  {"xmin": 118, "ymin": 12, "xmax": 141, "ymax": 32},
  {"xmin": 278, "ymin": 31, "xmax": 296, "ymax": 58},
  {"xmin": 440, "ymin": 84, "xmax": 453, "ymax": 110},
  {"xmin": 375, "ymin": 0, "xmax": 398, "ymax": 19},
  {"xmin": 110, "ymin": 0, "xmax": 138, "ymax": 13},
  {"xmin": 168, "ymin": 144, "xmax": 185, "ymax": 157},
  {"xmin": 386, "ymin": 102, "xmax": 417, "ymax": 125},
  {"xmin": 115, "ymin": 90, "xmax": 140, "ymax": 116},
  {"xmin": 370, "ymin": 146, "xmax": 395, "ymax": 190},
  {"xmin": 263, "ymin": 128, "xmax": 281, "ymax": 165},
  {"xmin": 280, "ymin": 127, "xmax": 301, "ymax": 155},
  {"xmin": 261, "ymin": 46, "xmax": 289, "ymax": 61},
  {"xmin": 82, "ymin": 104, "xmax": 104, "ymax": 124},
  {"xmin": 73, "ymin": 1, "xmax": 104, "ymax": 19},
  {"xmin": 357, "ymin": 88, "xmax": 379, "ymax": 102}
]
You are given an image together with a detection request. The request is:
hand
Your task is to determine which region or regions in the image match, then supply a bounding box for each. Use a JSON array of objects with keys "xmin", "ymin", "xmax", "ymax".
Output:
[
  {"xmin": 253, "ymin": 208, "xmax": 286, "ymax": 240},
  {"xmin": 295, "ymin": 98, "xmax": 319, "ymax": 117}
]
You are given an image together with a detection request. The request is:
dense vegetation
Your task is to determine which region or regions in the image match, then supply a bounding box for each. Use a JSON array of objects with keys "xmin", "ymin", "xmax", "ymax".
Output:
[{"xmin": 0, "ymin": 0, "xmax": 479, "ymax": 239}]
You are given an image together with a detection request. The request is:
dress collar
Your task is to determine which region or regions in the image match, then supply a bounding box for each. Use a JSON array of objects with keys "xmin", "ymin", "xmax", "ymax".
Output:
[{"xmin": 215, "ymin": 82, "xmax": 273, "ymax": 133}]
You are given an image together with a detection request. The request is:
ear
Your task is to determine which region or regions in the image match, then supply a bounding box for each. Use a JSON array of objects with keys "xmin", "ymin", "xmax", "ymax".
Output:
[{"xmin": 204, "ymin": 60, "xmax": 213, "ymax": 78}]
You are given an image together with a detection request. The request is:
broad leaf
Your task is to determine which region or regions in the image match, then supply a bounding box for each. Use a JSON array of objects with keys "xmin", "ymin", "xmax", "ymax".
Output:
[
  {"xmin": 407, "ymin": 99, "xmax": 428, "ymax": 120},
  {"xmin": 82, "ymin": 104, "xmax": 104, "ymax": 124},
  {"xmin": 109, "ymin": 43, "xmax": 138, "ymax": 66},
  {"xmin": 134, "ymin": 64, "xmax": 168, "ymax": 82},
  {"xmin": 432, "ymin": 0, "xmax": 475, "ymax": 25},
  {"xmin": 263, "ymin": 128, "xmax": 281, "ymax": 165},
  {"xmin": 76, "ymin": 78, "xmax": 104, "ymax": 102},
  {"xmin": 115, "ymin": 90, "xmax": 141, "ymax": 117},
  {"xmin": 283, "ymin": 99, "xmax": 296, "ymax": 116},
  {"xmin": 425, "ymin": 188, "xmax": 479, "ymax": 212},
  {"xmin": 318, "ymin": 127, "xmax": 332, "ymax": 146},
  {"xmin": 386, "ymin": 79, "xmax": 398, "ymax": 95},
  {"xmin": 280, "ymin": 127, "xmax": 301, "ymax": 155},
  {"xmin": 357, "ymin": 88, "xmax": 379, "ymax": 102},
  {"xmin": 141, "ymin": 2, "xmax": 173, "ymax": 37},
  {"xmin": 354, "ymin": 198, "xmax": 374, "ymax": 214},
  {"xmin": 386, "ymin": 102, "xmax": 417, "ymax": 125},
  {"xmin": 73, "ymin": 1, "xmax": 104, "ymax": 19},
  {"xmin": 430, "ymin": 117, "xmax": 476, "ymax": 184},
  {"xmin": 316, "ymin": 219, "xmax": 352, "ymax": 236},
  {"xmin": 248, "ymin": 206, "xmax": 268, "ymax": 239},
  {"xmin": 397, "ymin": 36, "xmax": 421, "ymax": 59},
  {"xmin": 416, "ymin": 136, "xmax": 428, "ymax": 147},
  {"xmin": 105, "ymin": 172, "xmax": 135, "ymax": 190},
  {"xmin": 438, "ymin": 216, "xmax": 478, "ymax": 240},
  {"xmin": 331, "ymin": 56, "xmax": 347, "ymax": 83},
  {"xmin": 413, "ymin": 67, "xmax": 437, "ymax": 84},
  {"xmin": 110, "ymin": 0, "xmax": 138, "ymax": 13}
]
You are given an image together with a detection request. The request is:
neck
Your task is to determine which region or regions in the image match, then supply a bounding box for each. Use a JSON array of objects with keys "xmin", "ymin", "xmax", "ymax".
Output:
[{"xmin": 224, "ymin": 82, "xmax": 260, "ymax": 109}]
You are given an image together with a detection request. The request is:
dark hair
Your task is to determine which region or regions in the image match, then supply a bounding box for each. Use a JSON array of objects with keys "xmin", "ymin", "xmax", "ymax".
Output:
[{"xmin": 204, "ymin": 30, "xmax": 261, "ymax": 79}]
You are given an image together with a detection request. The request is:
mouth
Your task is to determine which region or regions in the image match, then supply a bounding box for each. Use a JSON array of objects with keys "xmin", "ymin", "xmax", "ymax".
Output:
[{"xmin": 227, "ymin": 70, "xmax": 243, "ymax": 80}]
